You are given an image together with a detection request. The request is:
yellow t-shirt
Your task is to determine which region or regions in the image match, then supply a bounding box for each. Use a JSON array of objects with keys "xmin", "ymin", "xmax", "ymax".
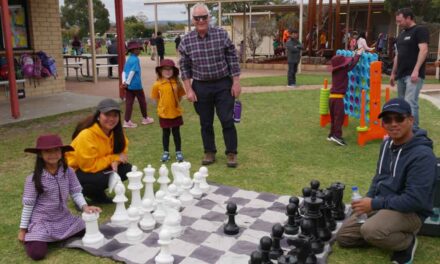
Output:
[
  {"xmin": 66, "ymin": 123, "xmax": 129, "ymax": 173},
  {"xmin": 150, "ymin": 78, "xmax": 186, "ymax": 119}
]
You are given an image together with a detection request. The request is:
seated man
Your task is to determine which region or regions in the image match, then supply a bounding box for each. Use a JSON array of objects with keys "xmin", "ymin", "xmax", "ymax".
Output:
[{"xmin": 336, "ymin": 98, "xmax": 437, "ymax": 264}]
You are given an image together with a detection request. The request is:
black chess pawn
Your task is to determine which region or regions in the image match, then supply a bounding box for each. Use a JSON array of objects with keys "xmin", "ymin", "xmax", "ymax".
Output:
[
  {"xmin": 288, "ymin": 237, "xmax": 316, "ymax": 264},
  {"xmin": 289, "ymin": 196, "xmax": 302, "ymax": 226},
  {"xmin": 249, "ymin": 250, "xmax": 262, "ymax": 264},
  {"xmin": 259, "ymin": 236, "xmax": 273, "ymax": 264},
  {"xmin": 323, "ymin": 189, "xmax": 336, "ymax": 231},
  {"xmin": 310, "ymin": 180, "xmax": 320, "ymax": 191},
  {"xmin": 278, "ymin": 254, "xmax": 298, "ymax": 264},
  {"xmin": 330, "ymin": 182, "xmax": 346, "ymax": 220},
  {"xmin": 269, "ymin": 224, "xmax": 284, "ymax": 260},
  {"xmin": 224, "ymin": 202, "xmax": 239, "ymax": 235},
  {"xmin": 284, "ymin": 203, "xmax": 299, "ymax": 235},
  {"xmin": 300, "ymin": 187, "xmax": 312, "ymax": 215}
]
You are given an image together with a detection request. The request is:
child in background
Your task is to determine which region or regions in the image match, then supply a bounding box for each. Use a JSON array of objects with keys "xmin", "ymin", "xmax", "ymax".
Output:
[
  {"xmin": 327, "ymin": 49, "xmax": 363, "ymax": 146},
  {"xmin": 18, "ymin": 134, "xmax": 101, "ymax": 260},
  {"xmin": 121, "ymin": 41, "xmax": 154, "ymax": 128},
  {"xmin": 151, "ymin": 59, "xmax": 186, "ymax": 162}
]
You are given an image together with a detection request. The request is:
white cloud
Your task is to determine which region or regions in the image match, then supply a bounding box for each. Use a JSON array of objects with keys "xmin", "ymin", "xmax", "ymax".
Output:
[{"xmin": 59, "ymin": 0, "xmax": 188, "ymax": 22}]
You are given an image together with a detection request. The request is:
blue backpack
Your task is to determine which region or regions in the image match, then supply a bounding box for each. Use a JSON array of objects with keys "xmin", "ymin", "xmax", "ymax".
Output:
[{"xmin": 36, "ymin": 51, "xmax": 57, "ymax": 78}]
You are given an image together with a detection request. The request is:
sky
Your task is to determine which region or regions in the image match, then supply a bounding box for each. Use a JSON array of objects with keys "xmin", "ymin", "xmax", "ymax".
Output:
[{"xmin": 59, "ymin": 0, "xmax": 188, "ymax": 22}]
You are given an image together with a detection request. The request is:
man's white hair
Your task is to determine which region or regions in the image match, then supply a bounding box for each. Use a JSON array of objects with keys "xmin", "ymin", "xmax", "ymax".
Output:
[{"xmin": 191, "ymin": 3, "xmax": 210, "ymax": 17}]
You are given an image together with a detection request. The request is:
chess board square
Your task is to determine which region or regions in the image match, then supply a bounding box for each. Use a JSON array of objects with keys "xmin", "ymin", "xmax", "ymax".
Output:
[
  {"xmin": 116, "ymin": 243, "xmax": 159, "ymax": 264},
  {"xmin": 201, "ymin": 211, "xmax": 226, "ymax": 222},
  {"xmin": 207, "ymin": 183, "xmax": 219, "ymax": 193},
  {"xmin": 229, "ymin": 240, "xmax": 258, "ymax": 255},
  {"xmin": 191, "ymin": 218, "xmax": 224, "ymax": 233},
  {"xmin": 275, "ymin": 195, "xmax": 292, "ymax": 205},
  {"xmin": 170, "ymin": 238, "xmax": 199, "ymax": 257},
  {"xmin": 267, "ymin": 201, "xmax": 287, "ymax": 213},
  {"xmin": 226, "ymin": 197, "xmax": 251, "ymax": 206},
  {"xmin": 100, "ymin": 223, "xmax": 126, "ymax": 237},
  {"xmin": 238, "ymin": 206, "xmax": 266, "ymax": 218},
  {"xmin": 217, "ymin": 252, "xmax": 252, "ymax": 264},
  {"xmin": 259, "ymin": 209, "xmax": 287, "ymax": 223},
  {"xmin": 245, "ymin": 198, "xmax": 273, "ymax": 209},
  {"xmin": 142, "ymin": 231, "xmax": 159, "ymax": 247},
  {"xmin": 213, "ymin": 185, "xmax": 239, "ymax": 196},
  {"xmin": 100, "ymin": 239, "xmax": 130, "ymax": 257},
  {"xmin": 180, "ymin": 227, "xmax": 211, "ymax": 245},
  {"xmin": 182, "ymin": 205, "xmax": 210, "ymax": 219},
  {"xmin": 204, "ymin": 193, "xmax": 231, "ymax": 204},
  {"xmin": 195, "ymin": 198, "xmax": 218, "ymax": 210},
  {"xmin": 181, "ymin": 215, "xmax": 198, "ymax": 226},
  {"xmin": 239, "ymin": 228, "xmax": 269, "ymax": 244},
  {"xmin": 203, "ymin": 233, "xmax": 238, "ymax": 251},
  {"xmin": 256, "ymin": 192, "xmax": 279, "ymax": 202},
  {"xmin": 249, "ymin": 218, "xmax": 274, "ymax": 233},
  {"xmin": 236, "ymin": 213, "xmax": 258, "ymax": 228},
  {"xmin": 211, "ymin": 204, "xmax": 227, "ymax": 213},
  {"xmin": 179, "ymin": 256, "xmax": 208, "ymax": 264},
  {"xmin": 145, "ymin": 255, "xmax": 185, "ymax": 264},
  {"xmin": 233, "ymin": 189, "xmax": 260, "ymax": 199},
  {"xmin": 189, "ymin": 245, "xmax": 225, "ymax": 263}
]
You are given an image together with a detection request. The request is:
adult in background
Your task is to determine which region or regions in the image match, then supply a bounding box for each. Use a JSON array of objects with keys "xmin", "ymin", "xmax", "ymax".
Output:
[
  {"xmin": 179, "ymin": 3, "xmax": 241, "ymax": 168},
  {"xmin": 107, "ymin": 39, "xmax": 118, "ymax": 78},
  {"xmin": 66, "ymin": 98, "xmax": 132, "ymax": 204},
  {"xmin": 149, "ymin": 33, "xmax": 157, "ymax": 61},
  {"xmin": 174, "ymin": 35, "xmax": 181, "ymax": 54},
  {"xmin": 390, "ymin": 7, "xmax": 429, "ymax": 129},
  {"xmin": 156, "ymin": 31, "xmax": 165, "ymax": 62},
  {"xmin": 71, "ymin": 35, "xmax": 82, "ymax": 55},
  {"xmin": 285, "ymin": 29, "xmax": 303, "ymax": 88},
  {"xmin": 357, "ymin": 32, "xmax": 375, "ymax": 52},
  {"xmin": 336, "ymin": 98, "xmax": 437, "ymax": 264}
]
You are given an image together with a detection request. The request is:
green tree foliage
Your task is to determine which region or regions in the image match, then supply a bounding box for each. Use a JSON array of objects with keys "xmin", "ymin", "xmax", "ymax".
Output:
[
  {"xmin": 61, "ymin": 0, "xmax": 110, "ymax": 38},
  {"xmin": 384, "ymin": 0, "xmax": 440, "ymax": 23},
  {"xmin": 124, "ymin": 16, "xmax": 153, "ymax": 39}
]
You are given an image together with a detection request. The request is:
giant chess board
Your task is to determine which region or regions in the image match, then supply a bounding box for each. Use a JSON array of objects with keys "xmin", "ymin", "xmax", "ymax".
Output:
[{"xmin": 65, "ymin": 183, "xmax": 347, "ymax": 264}]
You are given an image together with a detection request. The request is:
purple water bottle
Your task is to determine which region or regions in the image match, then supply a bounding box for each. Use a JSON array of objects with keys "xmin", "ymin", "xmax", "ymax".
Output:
[{"xmin": 233, "ymin": 100, "xmax": 242, "ymax": 123}]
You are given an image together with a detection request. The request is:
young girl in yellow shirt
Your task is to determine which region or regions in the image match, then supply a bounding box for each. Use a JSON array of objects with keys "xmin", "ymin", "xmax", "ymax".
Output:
[{"xmin": 151, "ymin": 59, "xmax": 186, "ymax": 162}]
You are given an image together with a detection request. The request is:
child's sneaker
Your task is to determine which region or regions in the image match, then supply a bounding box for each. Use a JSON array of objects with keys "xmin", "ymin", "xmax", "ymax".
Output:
[
  {"xmin": 123, "ymin": 120, "xmax": 137, "ymax": 128},
  {"xmin": 161, "ymin": 151, "xmax": 170, "ymax": 162},
  {"xmin": 330, "ymin": 136, "xmax": 347, "ymax": 146},
  {"xmin": 176, "ymin": 151, "xmax": 184, "ymax": 162},
  {"xmin": 141, "ymin": 117, "xmax": 154, "ymax": 125}
]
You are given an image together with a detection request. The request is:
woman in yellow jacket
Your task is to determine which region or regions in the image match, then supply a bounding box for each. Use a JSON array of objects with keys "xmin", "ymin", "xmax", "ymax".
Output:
[{"xmin": 66, "ymin": 98, "xmax": 131, "ymax": 204}]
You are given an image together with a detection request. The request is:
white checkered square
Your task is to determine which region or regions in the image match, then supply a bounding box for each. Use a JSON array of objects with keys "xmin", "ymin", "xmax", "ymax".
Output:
[
  {"xmin": 211, "ymin": 204, "xmax": 227, "ymax": 213},
  {"xmin": 239, "ymin": 228, "xmax": 269, "ymax": 244},
  {"xmin": 217, "ymin": 252, "xmax": 250, "ymax": 264},
  {"xmin": 117, "ymin": 243, "xmax": 159, "ymax": 264},
  {"xmin": 203, "ymin": 233, "xmax": 237, "ymax": 251},
  {"xmin": 170, "ymin": 238, "xmax": 199, "ymax": 257},
  {"xmin": 179, "ymin": 256, "xmax": 209, "ymax": 264},
  {"xmin": 203, "ymin": 193, "xmax": 230, "ymax": 204},
  {"xmin": 233, "ymin": 189, "xmax": 260, "ymax": 200},
  {"xmin": 182, "ymin": 205, "xmax": 210, "ymax": 219},
  {"xmin": 236, "ymin": 213, "xmax": 258, "ymax": 228},
  {"xmin": 191, "ymin": 219, "xmax": 224, "ymax": 233},
  {"xmin": 245, "ymin": 198, "xmax": 273, "ymax": 209},
  {"xmin": 259, "ymin": 209, "xmax": 287, "ymax": 223}
]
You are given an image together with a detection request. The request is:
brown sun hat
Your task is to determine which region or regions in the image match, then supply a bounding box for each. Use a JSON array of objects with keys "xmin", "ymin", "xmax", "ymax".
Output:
[
  {"xmin": 24, "ymin": 134, "xmax": 74, "ymax": 154},
  {"xmin": 155, "ymin": 59, "xmax": 179, "ymax": 77},
  {"xmin": 328, "ymin": 55, "xmax": 354, "ymax": 72},
  {"xmin": 126, "ymin": 41, "xmax": 143, "ymax": 51}
]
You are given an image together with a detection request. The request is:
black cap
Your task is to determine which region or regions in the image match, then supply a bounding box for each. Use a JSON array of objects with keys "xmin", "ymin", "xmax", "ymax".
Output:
[
  {"xmin": 96, "ymin": 98, "xmax": 120, "ymax": 113},
  {"xmin": 378, "ymin": 98, "xmax": 412, "ymax": 118}
]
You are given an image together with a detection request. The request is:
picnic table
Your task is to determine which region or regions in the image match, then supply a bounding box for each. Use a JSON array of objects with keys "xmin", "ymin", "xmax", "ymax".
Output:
[{"xmin": 63, "ymin": 54, "xmax": 118, "ymax": 80}]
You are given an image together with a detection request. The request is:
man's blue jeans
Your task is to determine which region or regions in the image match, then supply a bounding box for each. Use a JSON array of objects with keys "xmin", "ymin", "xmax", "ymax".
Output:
[{"xmin": 397, "ymin": 76, "xmax": 424, "ymax": 128}]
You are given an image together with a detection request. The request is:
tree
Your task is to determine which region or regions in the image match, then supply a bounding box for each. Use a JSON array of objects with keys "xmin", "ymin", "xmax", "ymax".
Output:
[
  {"xmin": 384, "ymin": 0, "xmax": 440, "ymax": 23},
  {"xmin": 246, "ymin": 17, "xmax": 277, "ymax": 61},
  {"xmin": 61, "ymin": 0, "xmax": 110, "ymax": 39},
  {"xmin": 124, "ymin": 16, "xmax": 153, "ymax": 39}
]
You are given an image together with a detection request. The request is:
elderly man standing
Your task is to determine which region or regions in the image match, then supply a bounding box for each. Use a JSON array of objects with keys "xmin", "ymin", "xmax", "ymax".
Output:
[
  {"xmin": 390, "ymin": 8, "xmax": 429, "ymax": 129},
  {"xmin": 179, "ymin": 3, "xmax": 241, "ymax": 168}
]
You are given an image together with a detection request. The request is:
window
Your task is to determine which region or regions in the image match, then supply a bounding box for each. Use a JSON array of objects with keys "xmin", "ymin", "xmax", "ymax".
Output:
[{"xmin": 0, "ymin": 0, "xmax": 30, "ymax": 50}]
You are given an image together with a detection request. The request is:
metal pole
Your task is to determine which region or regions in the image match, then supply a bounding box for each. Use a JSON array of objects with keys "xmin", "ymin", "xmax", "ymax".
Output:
[
  {"xmin": 243, "ymin": 3, "xmax": 247, "ymax": 64},
  {"xmin": 155, "ymin": 4, "xmax": 159, "ymax": 66},
  {"xmin": 115, "ymin": 0, "xmax": 126, "ymax": 99},
  {"xmin": 366, "ymin": 0, "xmax": 372, "ymax": 43},
  {"xmin": 187, "ymin": 4, "xmax": 191, "ymax": 33},
  {"xmin": 299, "ymin": 0, "xmax": 303, "ymax": 73},
  {"xmin": 218, "ymin": 1, "xmax": 222, "ymax": 27},
  {"xmin": 1, "ymin": 0, "xmax": 19, "ymax": 118},
  {"xmin": 345, "ymin": 0, "xmax": 350, "ymax": 50},
  {"xmin": 334, "ymin": 0, "xmax": 341, "ymax": 50},
  {"xmin": 88, "ymin": 0, "xmax": 97, "ymax": 83},
  {"xmin": 328, "ymin": 0, "xmax": 333, "ymax": 49}
]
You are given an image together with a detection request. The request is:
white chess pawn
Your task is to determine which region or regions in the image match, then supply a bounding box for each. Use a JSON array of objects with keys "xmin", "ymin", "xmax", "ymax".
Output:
[
  {"xmin": 162, "ymin": 196, "xmax": 182, "ymax": 238},
  {"xmin": 82, "ymin": 212, "xmax": 104, "ymax": 247},
  {"xmin": 190, "ymin": 172, "xmax": 203, "ymax": 199},
  {"xmin": 179, "ymin": 177, "xmax": 193, "ymax": 206},
  {"xmin": 167, "ymin": 184, "xmax": 179, "ymax": 199},
  {"xmin": 198, "ymin": 166, "xmax": 210, "ymax": 193},
  {"xmin": 127, "ymin": 165, "xmax": 144, "ymax": 212},
  {"xmin": 158, "ymin": 164, "xmax": 171, "ymax": 194},
  {"xmin": 125, "ymin": 207, "xmax": 143, "ymax": 242},
  {"xmin": 142, "ymin": 165, "xmax": 156, "ymax": 202},
  {"xmin": 111, "ymin": 180, "xmax": 129, "ymax": 226},
  {"xmin": 153, "ymin": 190, "xmax": 167, "ymax": 224},
  {"xmin": 155, "ymin": 229, "xmax": 174, "ymax": 264},
  {"xmin": 140, "ymin": 198, "xmax": 156, "ymax": 231}
]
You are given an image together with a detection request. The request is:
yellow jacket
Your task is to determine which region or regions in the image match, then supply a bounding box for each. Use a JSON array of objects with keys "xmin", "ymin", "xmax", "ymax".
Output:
[
  {"xmin": 66, "ymin": 123, "xmax": 129, "ymax": 173},
  {"xmin": 151, "ymin": 78, "xmax": 185, "ymax": 119}
]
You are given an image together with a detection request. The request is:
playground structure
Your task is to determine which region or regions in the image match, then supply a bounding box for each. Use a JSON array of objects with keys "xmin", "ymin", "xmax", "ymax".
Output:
[{"xmin": 319, "ymin": 50, "xmax": 389, "ymax": 146}]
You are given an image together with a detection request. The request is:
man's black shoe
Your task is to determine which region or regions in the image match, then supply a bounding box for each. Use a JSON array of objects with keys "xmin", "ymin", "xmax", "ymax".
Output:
[{"xmin": 391, "ymin": 235, "xmax": 417, "ymax": 264}]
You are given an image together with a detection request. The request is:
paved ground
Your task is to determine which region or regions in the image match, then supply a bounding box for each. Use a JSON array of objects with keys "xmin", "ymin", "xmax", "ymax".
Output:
[{"xmin": 1, "ymin": 56, "xmax": 439, "ymax": 126}]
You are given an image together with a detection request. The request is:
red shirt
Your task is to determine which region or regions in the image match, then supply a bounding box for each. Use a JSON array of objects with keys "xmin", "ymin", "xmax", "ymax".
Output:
[{"xmin": 330, "ymin": 54, "xmax": 360, "ymax": 94}]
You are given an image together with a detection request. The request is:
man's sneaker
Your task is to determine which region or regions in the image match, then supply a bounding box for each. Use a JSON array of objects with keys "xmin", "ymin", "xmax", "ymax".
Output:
[
  {"xmin": 141, "ymin": 117, "xmax": 154, "ymax": 125},
  {"xmin": 123, "ymin": 120, "xmax": 138, "ymax": 128},
  {"xmin": 161, "ymin": 151, "xmax": 170, "ymax": 162},
  {"xmin": 330, "ymin": 136, "xmax": 347, "ymax": 146},
  {"xmin": 226, "ymin": 153, "xmax": 238, "ymax": 168},
  {"xmin": 176, "ymin": 151, "xmax": 184, "ymax": 162},
  {"xmin": 391, "ymin": 236, "xmax": 417, "ymax": 264},
  {"xmin": 202, "ymin": 152, "xmax": 216, "ymax": 165}
]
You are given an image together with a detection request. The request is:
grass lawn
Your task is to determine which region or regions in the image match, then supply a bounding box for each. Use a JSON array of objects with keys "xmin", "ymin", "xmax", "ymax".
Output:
[
  {"xmin": 0, "ymin": 90, "xmax": 439, "ymax": 263},
  {"xmin": 241, "ymin": 74, "xmax": 440, "ymax": 86}
]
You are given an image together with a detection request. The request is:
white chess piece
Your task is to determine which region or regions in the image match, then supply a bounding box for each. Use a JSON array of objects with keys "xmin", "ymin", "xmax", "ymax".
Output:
[
  {"xmin": 82, "ymin": 212, "xmax": 104, "ymax": 247},
  {"xmin": 162, "ymin": 196, "xmax": 182, "ymax": 238},
  {"xmin": 111, "ymin": 180, "xmax": 129, "ymax": 226},
  {"xmin": 155, "ymin": 229, "xmax": 174, "ymax": 264},
  {"xmin": 170, "ymin": 162, "xmax": 184, "ymax": 195},
  {"xmin": 140, "ymin": 198, "xmax": 156, "ymax": 231},
  {"xmin": 127, "ymin": 166, "xmax": 144, "ymax": 212},
  {"xmin": 180, "ymin": 161, "xmax": 192, "ymax": 182},
  {"xmin": 198, "ymin": 166, "xmax": 210, "ymax": 193},
  {"xmin": 108, "ymin": 171, "xmax": 122, "ymax": 193},
  {"xmin": 142, "ymin": 165, "xmax": 156, "ymax": 202},
  {"xmin": 153, "ymin": 190, "xmax": 167, "ymax": 224},
  {"xmin": 190, "ymin": 172, "xmax": 203, "ymax": 199},
  {"xmin": 125, "ymin": 207, "xmax": 143, "ymax": 242},
  {"xmin": 179, "ymin": 177, "xmax": 193, "ymax": 206},
  {"xmin": 167, "ymin": 184, "xmax": 179, "ymax": 199},
  {"xmin": 158, "ymin": 164, "xmax": 171, "ymax": 194}
]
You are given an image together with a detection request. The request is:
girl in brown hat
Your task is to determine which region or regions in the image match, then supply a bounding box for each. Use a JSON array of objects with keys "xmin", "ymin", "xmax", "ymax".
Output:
[
  {"xmin": 19, "ymin": 134, "xmax": 101, "ymax": 260},
  {"xmin": 151, "ymin": 59, "xmax": 186, "ymax": 162}
]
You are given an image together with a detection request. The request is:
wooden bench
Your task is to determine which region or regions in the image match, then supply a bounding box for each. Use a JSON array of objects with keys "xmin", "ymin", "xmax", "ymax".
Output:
[
  {"xmin": 63, "ymin": 62, "xmax": 84, "ymax": 80},
  {"xmin": 96, "ymin": 64, "xmax": 119, "ymax": 78},
  {"xmin": 0, "ymin": 79, "xmax": 26, "ymax": 97}
]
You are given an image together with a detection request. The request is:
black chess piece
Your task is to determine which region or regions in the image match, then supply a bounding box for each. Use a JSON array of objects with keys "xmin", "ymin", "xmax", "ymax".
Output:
[
  {"xmin": 284, "ymin": 203, "xmax": 299, "ymax": 235},
  {"xmin": 259, "ymin": 236, "xmax": 273, "ymax": 264},
  {"xmin": 315, "ymin": 190, "xmax": 332, "ymax": 242},
  {"xmin": 288, "ymin": 237, "xmax": 316, "ymax": 264},
  {"xmin": 278, "ymin": 254, "xmax": 298, "ymax": 264},
  {"xmin": 300, "ymin": 187, "xmax": 312, "ymax": 215},
  {"xmin": 289, "ymin": 196, "xmax": 302, "ymax": 226},
  {"xmin": 249, "ymin": 250, "xmax": 262, "ymax": 264},
  {"xmin": 301, "ymin": 190, "xmax": 324, "ymax": 254},
  {"xmin": 330, "ymin": 182, "xmax": 346, "ymax": 220},
  {"xmin": 323, "ymin": 188, "xmax": 337, "ymax": 231},
  {"xmin": 269, "ymin": 223, "xmax": 284, "ymax": 260},
  {"xmin": 224, "ymin": 202, "xmax": 239, "ymax": 235},
  {"xmin": 310, "ymin": 180, "xmax": 320, "ymax": 191}
]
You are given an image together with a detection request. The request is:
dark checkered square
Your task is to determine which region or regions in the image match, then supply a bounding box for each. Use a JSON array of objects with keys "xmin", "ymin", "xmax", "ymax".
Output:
[{"xmin": 189, "ymin": 245, "xmax": 224, "ymax": 263}]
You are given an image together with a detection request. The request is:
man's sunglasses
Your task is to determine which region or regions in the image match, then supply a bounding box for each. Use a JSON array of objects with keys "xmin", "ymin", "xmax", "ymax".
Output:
[
  {"xmin": 382, "ymin": 114, "xmax": 407, "ymax": 124},
  {"xmin": 193, "ymin": 15, "xmax": 208, "ymax": 22}
]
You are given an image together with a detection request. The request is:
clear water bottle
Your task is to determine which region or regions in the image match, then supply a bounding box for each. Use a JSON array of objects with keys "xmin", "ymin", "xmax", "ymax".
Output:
[
  {"xmin": 233, "ymin": 100, "xmax": 242, "ymax": 123},
  {"xmin": 351, "ymin": 186, "xmax": 367, "ymax": 223}
]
